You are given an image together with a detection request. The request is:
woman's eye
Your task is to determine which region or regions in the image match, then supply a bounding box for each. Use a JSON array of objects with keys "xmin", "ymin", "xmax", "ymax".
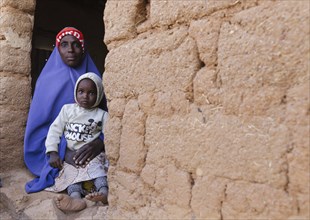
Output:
[
  {"xmin": 60, "ymin": 42, "xmax": 68, "ymax": 47},
  {"xmin": 73, "ymin": 42, "xmax": 81, "ymax": 48}
]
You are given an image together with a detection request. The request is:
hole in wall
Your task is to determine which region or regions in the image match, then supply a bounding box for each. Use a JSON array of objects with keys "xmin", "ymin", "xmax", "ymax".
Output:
[{"xmin": 31, "ymin": 0, "xmax": 108, "ymax": 95}]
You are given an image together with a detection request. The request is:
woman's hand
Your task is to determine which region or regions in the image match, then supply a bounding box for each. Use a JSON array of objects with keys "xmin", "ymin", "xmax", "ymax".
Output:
[
  {"xmin": 74, "ymin": 138, "xmax": 104, "ymax": 167},
  {"xmin": 48, "ymin": 152, "xmax": 62, "ymax": 169},
  {"xmin": 64, "ymin": 138, "xmax": 104, "ymax": 168},
  {"xmin": 64, "ymin": 148, "xmax": 79, "ymax": 167}
]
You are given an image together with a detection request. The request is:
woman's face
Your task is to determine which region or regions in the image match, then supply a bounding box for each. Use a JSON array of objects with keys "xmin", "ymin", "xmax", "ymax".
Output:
[{"xmin": 58, "ymin": 35, "xmax": 83, "ymax": 67}]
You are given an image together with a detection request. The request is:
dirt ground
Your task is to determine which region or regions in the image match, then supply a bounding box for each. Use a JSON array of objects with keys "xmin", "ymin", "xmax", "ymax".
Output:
[{"xmin": 0, "ymin": 169, "xmax": 108, "ymax": 219}]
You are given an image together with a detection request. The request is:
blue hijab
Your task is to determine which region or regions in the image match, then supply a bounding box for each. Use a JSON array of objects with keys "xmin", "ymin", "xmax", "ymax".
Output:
[{"xmin": 24, "ymin": 46, "xmax": 101, "ymax": 193}]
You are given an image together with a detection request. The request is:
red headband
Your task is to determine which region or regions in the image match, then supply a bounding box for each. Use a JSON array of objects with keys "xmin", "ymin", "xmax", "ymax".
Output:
[{"xmin": 55, "ymin": 27, "xmax": 84, "ymax": 51}]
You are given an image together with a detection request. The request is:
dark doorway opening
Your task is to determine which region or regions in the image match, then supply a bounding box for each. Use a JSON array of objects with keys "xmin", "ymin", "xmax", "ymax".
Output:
[{"xmin": 31, "ymin": 0, "xmax": 108, "ymax": 95}]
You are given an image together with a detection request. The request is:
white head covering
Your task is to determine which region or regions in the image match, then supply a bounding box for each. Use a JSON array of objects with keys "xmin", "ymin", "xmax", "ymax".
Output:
[{"xmin": 74, "ymin": 72, "xmax": 104, "ymax": 108}]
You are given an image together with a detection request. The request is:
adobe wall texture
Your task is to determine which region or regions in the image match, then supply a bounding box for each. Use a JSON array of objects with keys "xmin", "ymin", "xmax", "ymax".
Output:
[
  {"xmin": 103, "ymin": 0, "xmax": 309, "ymax": 219},
  {"xmin": 0, "ymin": 0, "xmax": 35, "ymax": 171}
]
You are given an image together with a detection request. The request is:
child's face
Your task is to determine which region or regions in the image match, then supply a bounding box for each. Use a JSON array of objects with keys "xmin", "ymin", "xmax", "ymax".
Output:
[{"xmin": 76, "ymin": 79, "xmax": 97, "ymax": 109}]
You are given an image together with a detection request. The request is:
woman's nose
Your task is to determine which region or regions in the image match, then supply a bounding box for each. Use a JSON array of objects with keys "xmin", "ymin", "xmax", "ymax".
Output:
[{"xmin": 68, "ymin": 43, "xmax": 73, "ymax": 52}]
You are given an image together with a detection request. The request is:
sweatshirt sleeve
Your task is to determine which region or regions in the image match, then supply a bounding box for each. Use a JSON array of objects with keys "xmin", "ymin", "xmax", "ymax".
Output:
[
  {"xmin": 102, "ymin": 111, "xmax": 109, "ymax": 134},
  {"xmin": 45, "ymin": 105, "xmax": 68, "ymax": 154}
]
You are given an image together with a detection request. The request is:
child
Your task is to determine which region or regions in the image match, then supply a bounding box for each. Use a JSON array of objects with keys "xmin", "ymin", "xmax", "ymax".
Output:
[{"xmin": 45, "ymin": 72, "xmax": 109, "ymax": 212}]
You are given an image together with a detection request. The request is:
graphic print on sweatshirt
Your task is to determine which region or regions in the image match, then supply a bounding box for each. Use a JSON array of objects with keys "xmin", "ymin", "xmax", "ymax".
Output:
[{"xmin": 64, "ymin": 119, "xmax": 103, "ymax": 142}]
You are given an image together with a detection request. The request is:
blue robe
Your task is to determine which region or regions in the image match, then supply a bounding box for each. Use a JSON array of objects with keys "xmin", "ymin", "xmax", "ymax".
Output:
[{"xmin": 24, "ymin": 47, "xmax": 101, "ymax": 193}]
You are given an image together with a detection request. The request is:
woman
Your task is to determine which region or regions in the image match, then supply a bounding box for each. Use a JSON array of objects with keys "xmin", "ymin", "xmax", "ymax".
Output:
[{"xmin": 24, "ymin": 27, "xmax": 106, "ymax": 193}]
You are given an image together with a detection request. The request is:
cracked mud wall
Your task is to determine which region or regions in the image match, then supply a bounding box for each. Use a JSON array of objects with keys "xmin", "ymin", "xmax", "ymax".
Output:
[
  {"xmin": 103, "ymin": 0, "xmax": 309, "ymax": 219},
  {"xmin": 0, "ymin": 0, "xmax": 35, "ymax": 171}
]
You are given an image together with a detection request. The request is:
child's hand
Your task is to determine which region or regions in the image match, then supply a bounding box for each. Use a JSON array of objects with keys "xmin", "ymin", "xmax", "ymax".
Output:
[{"xmin": 48, "ymin": 152, "xmax": 62, "ymax": 169}]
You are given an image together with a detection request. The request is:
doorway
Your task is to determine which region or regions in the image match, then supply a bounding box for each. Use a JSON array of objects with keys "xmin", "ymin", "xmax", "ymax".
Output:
[{"xmin": 31, "ymin": 0, "xmax": 108, "ymax": 95}]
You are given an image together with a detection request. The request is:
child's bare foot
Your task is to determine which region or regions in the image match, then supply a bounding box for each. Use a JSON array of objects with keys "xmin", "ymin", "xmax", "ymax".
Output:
[
  {"xmin": 53, "ymin": 194, "xmax": 86, "ymax": 211},
  {"xmin": 85, "ymin": 192, "xmax": 108, "ymax": 204}
]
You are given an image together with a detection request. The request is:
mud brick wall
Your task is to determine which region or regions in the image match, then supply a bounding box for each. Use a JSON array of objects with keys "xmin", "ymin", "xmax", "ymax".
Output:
[
  {"xmin": 0, "ymin": 0, "xmax": 35, "ymax": 171},
  {"xmin": 103, "ymin": 0, "xmax": 309, "ymax": 219}
]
